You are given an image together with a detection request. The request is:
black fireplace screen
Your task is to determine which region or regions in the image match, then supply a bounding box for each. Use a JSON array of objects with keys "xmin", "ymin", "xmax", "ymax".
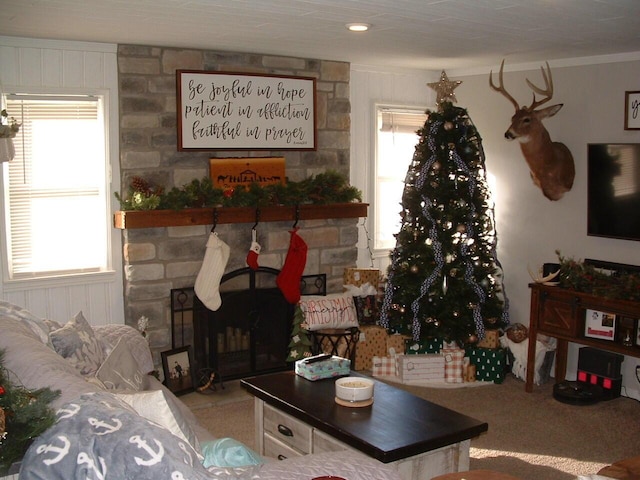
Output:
[{"xmin": 170, "ymin": 268, "xmax": 326, "ymax": 384}]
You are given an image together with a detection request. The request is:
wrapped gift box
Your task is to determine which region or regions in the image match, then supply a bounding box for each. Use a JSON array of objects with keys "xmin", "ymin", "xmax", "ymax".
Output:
[
  {"xmin": 405, "ymin": 337, "xmax": 442, "ymax": 354},
  {"xmin": 372, "ymin": 355, "xmax": 396, "ymax": 377},
  {"xmin": 295, "ymin": 355, "xmax": 351, "ymax": 381},
  {"xmin": 442, "ymin": 348, "xmax": 465, "ymax": 383},
  {"xmin": 353, "ymin": 295, "xmax": 378, "ymax": 325},
  {"xmin": 398, "ymin": 354, "xmax": 445, "ymax": 383},
  {"xmin": 386, "ymin": 333, "xmax": 410, "ymax": 355},
  {"xmin": 477, "ymin": 329, "xmax": 501, "ymax": 349},
  {"xmin": 343, "ymin": 268, "xmax": 381, "ymax": 288},
  {"xmin": 344, "ymin": 268, "xmax": 381, "ymax": 325},
  {"xmin": 354, "ymin": 325, "xmax": 388, "ymax": 371},
  {"xmin": 466, "ymin": 347, "xmax": 507, "ymax": 384}
]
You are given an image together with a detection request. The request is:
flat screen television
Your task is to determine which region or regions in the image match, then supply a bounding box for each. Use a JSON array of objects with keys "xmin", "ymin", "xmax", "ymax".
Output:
[{"xmin": 587, "ymin": 143, "xmax": 640, "ymax": 241}]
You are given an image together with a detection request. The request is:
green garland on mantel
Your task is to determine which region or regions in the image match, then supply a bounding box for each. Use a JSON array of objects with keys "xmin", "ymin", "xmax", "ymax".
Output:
[
  {"xmin": 556, "ymin": 251, "xmax": 640, "ymax": 302},
  {"xmin": 115, "ymin": 170, "xmax": 362, "ymax": 211}
]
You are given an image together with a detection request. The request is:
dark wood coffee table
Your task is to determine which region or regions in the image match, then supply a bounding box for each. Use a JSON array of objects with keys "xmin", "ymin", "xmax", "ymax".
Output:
[{"xmin": 241, "ymin": 371, "xmax": 487, "ymax": 479}]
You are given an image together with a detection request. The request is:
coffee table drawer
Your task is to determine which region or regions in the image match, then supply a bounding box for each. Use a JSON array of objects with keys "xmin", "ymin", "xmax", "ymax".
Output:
[
  {"xmin": 263, "ymin": 403, "xmax": 312, "ymax": 453},
  {"xmin": 264, "ymin": 432, "xmax": 304, "ymax": 460},
  {"xmin": 313, "ymin": 429, "xmax": 350, "ymax": 454}
]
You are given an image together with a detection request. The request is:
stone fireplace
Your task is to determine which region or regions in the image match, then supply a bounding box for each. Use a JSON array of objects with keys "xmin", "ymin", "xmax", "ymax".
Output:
[
  {"xmin": 170, "ymin": 270, "xmax": 327, "ymax": 382},
  {"xmin": 117, "ymin": 44, "xmax": 357, "ymax": 369}
]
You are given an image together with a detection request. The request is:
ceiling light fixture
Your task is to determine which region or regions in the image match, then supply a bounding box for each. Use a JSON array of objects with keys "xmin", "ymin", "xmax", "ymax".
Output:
[{"xmin": 346, "ymin": 23, "xmax": 370, "ymax": 32}]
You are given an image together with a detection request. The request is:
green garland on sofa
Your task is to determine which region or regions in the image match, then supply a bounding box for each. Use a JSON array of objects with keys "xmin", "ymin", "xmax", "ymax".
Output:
[
  {"xmin": 556, "ymin": 251, "xmax": 640, "ymax": 302},
  {"xmin": 0, "ymin": 350, "xmax": 60, "ymax": 474},
  {"xmin": 115, "ymin": 170, "xmax": 362, "ymax": 211}
]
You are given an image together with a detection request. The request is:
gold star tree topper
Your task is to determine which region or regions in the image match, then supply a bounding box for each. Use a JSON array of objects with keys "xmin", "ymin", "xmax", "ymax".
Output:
[{"xmin": 428, "ymin": 70, "xmax": 462, "ymax": 109}]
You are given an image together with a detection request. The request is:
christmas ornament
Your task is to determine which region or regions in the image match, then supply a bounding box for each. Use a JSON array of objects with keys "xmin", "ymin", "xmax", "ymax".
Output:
[{"xmin": 427, "ymin": 71, "xmax": 462, "ymax": 108}]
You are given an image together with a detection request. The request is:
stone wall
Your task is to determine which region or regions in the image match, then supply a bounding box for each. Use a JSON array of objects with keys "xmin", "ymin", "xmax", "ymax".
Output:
[{"xmin": 117, "ymin": 45, "xmax": 357, "ymax": 367}]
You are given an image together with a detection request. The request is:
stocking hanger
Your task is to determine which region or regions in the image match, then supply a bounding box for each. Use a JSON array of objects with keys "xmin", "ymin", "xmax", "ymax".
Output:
[
  {"xmin": 252, "ymin": 207, "xmax": 261, "ymax": 230},
  {"xmin": 292, "ymin": 204, "xmax": 300, "ymax": 229},
  {"xmin": 210, "ymin": 208, "xmax": 218, "ymax": 233}
]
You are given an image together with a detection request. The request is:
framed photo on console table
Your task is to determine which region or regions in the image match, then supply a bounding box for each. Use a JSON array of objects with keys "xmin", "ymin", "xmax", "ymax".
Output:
[
  {"xmin": 176, "ymin": 70, "xmax": 317, "ymax": 150},
  {"xmin": 584, "ymin": 309, "xmax": 616, "ymax": 341},
  {"xmin": 161, "ymin": 346, "xmax": 195, "ymax": 395}
]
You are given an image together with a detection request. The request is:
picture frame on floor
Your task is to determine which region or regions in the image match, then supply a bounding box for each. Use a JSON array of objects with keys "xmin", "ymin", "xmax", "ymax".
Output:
[{"xmin": 161, "ymin": 346, "xmax": 195, "ymax": 396}]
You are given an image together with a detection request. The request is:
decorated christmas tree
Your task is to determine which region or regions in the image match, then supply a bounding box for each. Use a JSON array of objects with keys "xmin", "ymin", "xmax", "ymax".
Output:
[
  {"xmin": 0, "ymin": 350, "xmax": 59, "ymax": 473},
  {"xmin": 380, "ymin": 72, "xmax": 509, "ymax": 345}
]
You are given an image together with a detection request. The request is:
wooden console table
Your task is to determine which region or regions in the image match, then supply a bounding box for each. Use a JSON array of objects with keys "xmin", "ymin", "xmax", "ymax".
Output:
[
  {"xmin": 526, "ymin": 283, "xmax": 640, "ymax": 392},
  {"xmin": 241, "ymin": 371, "xmax": 487, "ymax": 480}
]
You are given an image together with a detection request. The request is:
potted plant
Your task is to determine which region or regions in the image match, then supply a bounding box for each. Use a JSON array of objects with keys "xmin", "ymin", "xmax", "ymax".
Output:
[{"xmin": 0, "ymin": 109, "xmax": 20, "ymax": 162}]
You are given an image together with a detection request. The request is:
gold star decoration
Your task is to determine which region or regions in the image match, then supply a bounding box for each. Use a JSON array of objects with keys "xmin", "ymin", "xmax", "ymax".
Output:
[{"xmin": 428, "ymin": 70, "xmax": 462, "ymax": 109}]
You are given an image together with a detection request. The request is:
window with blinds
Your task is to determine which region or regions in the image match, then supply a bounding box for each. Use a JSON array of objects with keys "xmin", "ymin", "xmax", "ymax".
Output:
[
  {"xmin": 3, "ymin": 94, "xmax": 109, "ymax": 279},
  {"xmin": 374, "ymin": 105, "xmax": 427, "ymax": 251}
]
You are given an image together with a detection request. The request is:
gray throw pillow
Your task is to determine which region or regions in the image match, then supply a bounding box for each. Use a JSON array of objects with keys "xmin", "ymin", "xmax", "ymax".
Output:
[
  {"xmin": 49, "ymin": 311, "xmax": 105, "ymax": 376},
  {"xmin": 95, "ymin": 337, "xmax": 146, "ymax": 390}
]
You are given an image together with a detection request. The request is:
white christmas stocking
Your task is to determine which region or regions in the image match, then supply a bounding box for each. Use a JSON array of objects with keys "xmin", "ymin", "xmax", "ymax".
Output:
[{"xmin": 195, "ymin": 232, "xmax": 230, "ymax": 311}]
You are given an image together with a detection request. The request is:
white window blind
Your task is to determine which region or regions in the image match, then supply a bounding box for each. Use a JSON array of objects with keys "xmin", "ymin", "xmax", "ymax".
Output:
[
  {"xmin": 375, "ymin": 106, "xmax": 427, "ymax": 251},
  {"xmin": 4, "ymin": 95, "xmax": 108, "ymax": 279}
]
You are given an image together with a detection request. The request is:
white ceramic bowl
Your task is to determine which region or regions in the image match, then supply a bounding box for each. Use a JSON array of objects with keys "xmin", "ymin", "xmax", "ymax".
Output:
[{"xmin": 335, "ymin": 376, "xmax": 374, "ymax": 402}]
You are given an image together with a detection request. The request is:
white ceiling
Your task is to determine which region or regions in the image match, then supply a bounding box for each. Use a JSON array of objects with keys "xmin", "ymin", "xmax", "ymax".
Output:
[{"xmin": 2, "ymin": 0, "xmax": 640, "ymax": 71}]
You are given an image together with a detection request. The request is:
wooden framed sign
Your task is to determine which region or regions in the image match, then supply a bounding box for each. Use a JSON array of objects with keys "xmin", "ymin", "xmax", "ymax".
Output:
[
  {"xmin": 177, "ymin": 70, "xmax": 317, "ymax": 150},
  {"xmin": 624, "ymin": 91, "xmax": 640, "ymax": 130}
]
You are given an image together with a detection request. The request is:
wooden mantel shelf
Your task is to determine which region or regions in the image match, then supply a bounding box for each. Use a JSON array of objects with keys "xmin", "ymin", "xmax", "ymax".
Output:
[{"xmin": 114, "ymin": 202, "xmax": 368, "ymax": 229}]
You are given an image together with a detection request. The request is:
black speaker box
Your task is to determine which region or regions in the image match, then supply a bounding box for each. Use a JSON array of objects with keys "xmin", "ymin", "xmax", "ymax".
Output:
[{"xmin": 577, "ymin": 347, "xmax": 623, "ymax": 378}]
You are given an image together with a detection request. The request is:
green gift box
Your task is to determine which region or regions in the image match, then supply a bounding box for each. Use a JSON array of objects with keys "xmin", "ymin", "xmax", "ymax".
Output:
[
  {"xmin": 465, "ymin": 347, "xmax": 507, "ymax": 384},
  {"xmin": 405, "ymin": 337, "xmax": 442, "ymax": 354}
]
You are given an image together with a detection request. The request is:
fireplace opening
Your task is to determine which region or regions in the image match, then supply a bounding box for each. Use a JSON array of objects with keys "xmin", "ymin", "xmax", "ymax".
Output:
[{"xmin": 170, "ymin": 269, "xmax": 326, "ymax": 384}]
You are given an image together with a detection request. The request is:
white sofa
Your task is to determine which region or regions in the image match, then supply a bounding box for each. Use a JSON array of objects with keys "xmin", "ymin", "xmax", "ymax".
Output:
[{"xmin": 0, "ymin": 300, "xmax": 401, "ymax": 480}]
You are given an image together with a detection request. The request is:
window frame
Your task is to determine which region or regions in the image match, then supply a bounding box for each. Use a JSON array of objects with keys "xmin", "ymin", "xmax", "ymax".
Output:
[
  {"xmin": 372, "ymin": 103, "xmax": 427, "ymax": 257},
  {"xmin": 0, "ymin": 88, "xmax": 115, "ymax": 285}
]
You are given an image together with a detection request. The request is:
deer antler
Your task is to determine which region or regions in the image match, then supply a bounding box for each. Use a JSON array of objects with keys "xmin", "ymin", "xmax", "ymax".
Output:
[
  {"xmin": 525, "ymin": 62, "xmax": 554, "ymax": 111},
  {"xmin": 489, "ymin": 60, "xmax": 520, "ymax": 111}
]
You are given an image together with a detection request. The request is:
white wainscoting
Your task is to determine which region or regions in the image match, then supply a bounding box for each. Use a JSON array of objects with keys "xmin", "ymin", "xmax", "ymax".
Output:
[{"xmin": 0, "ymin": 36, "xmax": 124, "ymax": 326}]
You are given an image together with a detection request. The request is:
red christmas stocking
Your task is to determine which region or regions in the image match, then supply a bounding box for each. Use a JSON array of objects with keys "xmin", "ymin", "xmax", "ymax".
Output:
[
  {"xmin": 246, "ymin": 228, "xmax": 261, "ymax": 270},
  {"xmin": 277, "ymin": 229, "xmax": 308, "ymax": 304}
]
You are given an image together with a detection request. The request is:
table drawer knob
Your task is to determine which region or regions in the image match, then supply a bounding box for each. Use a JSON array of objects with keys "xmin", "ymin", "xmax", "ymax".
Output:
[
  {"xmin": 278, "ymin": 424, "xmax": 293, "ymax": 437},
  {"xmin": 277, "ymin": 454, "xmax": 287, "ymax": 460}
]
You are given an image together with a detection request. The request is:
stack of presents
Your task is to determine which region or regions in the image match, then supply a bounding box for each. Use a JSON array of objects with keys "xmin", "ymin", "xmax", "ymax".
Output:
[{"xmin": 344, "ymin": 268, "xmax": 509, "ymax": 385}]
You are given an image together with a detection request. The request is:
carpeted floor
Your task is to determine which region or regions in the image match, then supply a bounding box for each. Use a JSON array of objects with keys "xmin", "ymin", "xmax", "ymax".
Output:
[{"xmin": 186, "ymin": 374, "xmax": 640, "ymax": 480}]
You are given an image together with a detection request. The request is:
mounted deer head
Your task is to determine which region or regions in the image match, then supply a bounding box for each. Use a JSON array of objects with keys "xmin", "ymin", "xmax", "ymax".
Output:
[{"xmin": 489, "ymin": 60, "xmax": 575, "ymax": 201}]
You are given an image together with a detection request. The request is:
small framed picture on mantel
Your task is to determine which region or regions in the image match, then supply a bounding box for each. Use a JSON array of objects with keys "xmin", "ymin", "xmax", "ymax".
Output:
[{"xmin": 624, "ymin": 91, "xmax": 640, "ymax": 130}]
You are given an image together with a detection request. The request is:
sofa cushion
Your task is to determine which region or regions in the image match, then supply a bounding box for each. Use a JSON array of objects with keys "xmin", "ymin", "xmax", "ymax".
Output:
[
  {"xmin": 94, "ymin": 323, "xmax": 154, "ymax": 374},
  {"xmin": 0, "ymin": 300, "xmax": 51, "ymax": 345},
  {"xmin": 112, "ymin": 389, "xmax": 201, "ymax": 456},
  {"xmin": 0, "ymin": 315, "xmax": 102, "ymax": 409},
  {"xmin": 20, "ymin": 392, "xmax": 212, "ymax": 480},
  {"xmin": 95, "ymin": 337, "xmax": 147, "ymax": 390},
  {"xmin": 49, "ymin": 311, "xmax": 105, "ymax": 376}
]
